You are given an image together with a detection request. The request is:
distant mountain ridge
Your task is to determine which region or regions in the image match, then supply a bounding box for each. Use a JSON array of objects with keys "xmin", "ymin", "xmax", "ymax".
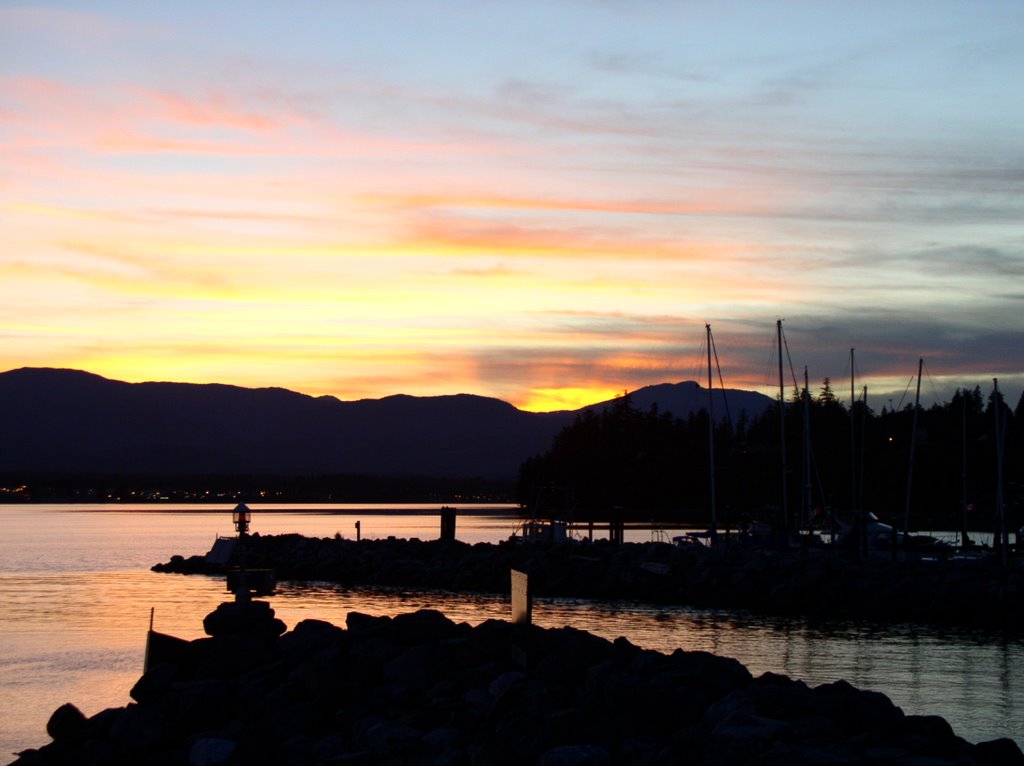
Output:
[
  {"xmin": 0, "ymin": 368, "xmax": 773, "ymax": 479},
  {"xmin": 586, "ymin": 381, "xmax": 772, "ymax": 423}
]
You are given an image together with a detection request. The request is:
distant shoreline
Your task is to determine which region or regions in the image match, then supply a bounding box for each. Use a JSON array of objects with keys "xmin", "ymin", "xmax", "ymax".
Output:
[{"xmin": 2, "ymin": 502, "xmax": 523, "ymax": 516}]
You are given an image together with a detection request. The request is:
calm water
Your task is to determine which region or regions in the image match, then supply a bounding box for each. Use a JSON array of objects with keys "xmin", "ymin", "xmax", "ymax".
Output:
[{"xmin": 1, "ymin": 505, "xmax": 1021, "ymax": 761}]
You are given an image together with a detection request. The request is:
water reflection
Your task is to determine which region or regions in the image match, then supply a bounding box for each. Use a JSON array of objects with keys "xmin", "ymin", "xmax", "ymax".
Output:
[
  {"xmin": 1, "ymin": 506, "xmax": 1023, "ymax": 757},
  {"xmin": 281, "ymin": 580, "xmax": 1024, "ymax": 747},
  {"xmin": 3, "ymin": 568, "xmax": 1023, "ymax": 755}
]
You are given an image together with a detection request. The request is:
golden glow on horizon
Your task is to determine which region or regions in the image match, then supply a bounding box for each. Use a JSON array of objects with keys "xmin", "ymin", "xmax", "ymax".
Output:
[{"xmin": 518, "ymin": 387, "xmax": 624, "ymax": 413}]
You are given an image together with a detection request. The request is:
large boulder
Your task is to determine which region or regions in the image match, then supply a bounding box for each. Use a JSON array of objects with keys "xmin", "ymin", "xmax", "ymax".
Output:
[
  {"xmin": 202, "ymin": 599, "xmax": 286, "ymax": 639},
  {"xmin": 45, "ymin": 703, "xmax": 88, "ymax": 742}
]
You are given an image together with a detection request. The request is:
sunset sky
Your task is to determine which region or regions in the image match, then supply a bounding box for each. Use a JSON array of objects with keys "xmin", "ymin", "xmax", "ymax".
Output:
[{"xmin": 2, "ymin": 2, "xmax": 1022, "ymax": 412}]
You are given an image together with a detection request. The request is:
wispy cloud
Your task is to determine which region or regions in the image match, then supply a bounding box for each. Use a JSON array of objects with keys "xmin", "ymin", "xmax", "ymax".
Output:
[
  {"xmin": 144, "ymin": 89, "xmax": 279, "ymax": 131},
  {"xmin": 0, "ymin": 6, "xmax": 137, "ymax": 48},
  {"xmin": 2, "ymin": 2, "xmax": 1022, "ymax": 412}
]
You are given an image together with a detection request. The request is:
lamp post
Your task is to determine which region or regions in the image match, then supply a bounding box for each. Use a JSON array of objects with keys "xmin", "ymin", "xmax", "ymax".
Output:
[
  {"xmin": 233, "ymin": 503, "xmax": 250, "ymax": 535},
  {"xmin": 232, "ymin": 503, "xmax": 251, "ymax": 602}
]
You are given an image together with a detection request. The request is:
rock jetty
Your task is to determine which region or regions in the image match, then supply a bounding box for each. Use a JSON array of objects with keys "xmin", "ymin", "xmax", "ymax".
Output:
[
  {"xmin": 155, "ymin": 535, "xmax": 1024, "ymax": 630},
  {"xmin": 11, "ymin": 602, "xmax": 1023, "ymax": 766}
]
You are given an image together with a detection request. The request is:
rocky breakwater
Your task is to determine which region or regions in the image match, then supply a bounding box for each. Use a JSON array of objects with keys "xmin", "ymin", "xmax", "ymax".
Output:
[
  {"xmin": 155, "ymin": 535, "xmax": 1024, "ymax": 630},
  {"xmin": 12, "ymin": 601, "xmax": 1023, "ymax": 766}
]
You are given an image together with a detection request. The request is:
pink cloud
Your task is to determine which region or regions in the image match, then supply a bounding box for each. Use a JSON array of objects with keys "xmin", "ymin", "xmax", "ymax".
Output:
[
  {"xmin": 0, "ymin": 74, "xmax": 78, "ymax": 102},
  {"xmin": 1, "ymin": 74, "xmax": 521, "ymax": 165},
  {"xmin": 143, "ymin": 90, "xmax": 278, "ymax": 132}
]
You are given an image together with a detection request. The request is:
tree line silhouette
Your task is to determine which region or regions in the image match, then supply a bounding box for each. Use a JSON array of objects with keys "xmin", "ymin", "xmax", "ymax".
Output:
[{"xmin": 518, "ymin": 382, "xmax": 1023, "ymax": 535}]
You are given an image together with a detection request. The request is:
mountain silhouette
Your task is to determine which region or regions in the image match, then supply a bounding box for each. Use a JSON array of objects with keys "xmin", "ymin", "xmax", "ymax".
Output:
[{"xmin": 0, "ymin": 368, "xmax": 773, "ymax": 479}]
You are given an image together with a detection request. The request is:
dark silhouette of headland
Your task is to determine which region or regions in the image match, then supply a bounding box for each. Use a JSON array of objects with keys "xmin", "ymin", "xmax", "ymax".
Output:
[{"xmin": 0, "ymin": 367, "xmax": 771, "ymax": 505}]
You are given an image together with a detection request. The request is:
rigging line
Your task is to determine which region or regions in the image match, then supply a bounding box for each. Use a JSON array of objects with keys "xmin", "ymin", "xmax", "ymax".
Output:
[
  {"xmin": 761, "ymin": 333, "xmax": 777, "ymax": 400},
  {"xmin": 841, "ymin": 352, "xmax": 852, "ymax": 399},
  {"xmin": 920, "ymin": 359, "xmax": 943, "ymax": 405},
  {"xmin": 807, "ymin": 433, "xmax": 829, "ymax": 519},
  {"xmin": 780, "ymin": 324, "xmax": 801, "ymax": 398},
  {"xmin": 709, "ymin": 329, "xmax": 735, "ymax": 429},
  {"xmin": 993, "ymin": 383, "xmax": 1009, "ymax": 456},
  {"xmin": 894, "ymin": 373, "xmax": 916, "ymax": 411},
  {"xmin": 690, "ymin": 331, "xmax": 708, "ymax": 386}
]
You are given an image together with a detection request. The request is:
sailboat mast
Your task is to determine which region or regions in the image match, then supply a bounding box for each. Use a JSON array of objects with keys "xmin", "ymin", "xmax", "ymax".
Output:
[
  {"xmin": 994, "ymin": 378, "xmax": 1007, "ymax": 566},
  {"xmin": 802, "ymin": 366, "xmax": 812, "ymax": 531},
  {"xmin": 706, "ymin": 323, "xmax": 717, "ymax": 534},
  {"xmin": 859, "ymin": 385, "xmax": 867, "ymax": 524},
  {"xmin": 902, "ymin": 357, "xmax": 923, "ymax": 543},
  {"xmin": 961, "ymin": 389, "xmax": 969, "ymax": 547},
  {"xmin": 777, "ymin": 319, "xmax": 789, "ymax": 535},
  {"xmin": 850, "ymin": 348, "xmax": 856, "ymax": 512}
]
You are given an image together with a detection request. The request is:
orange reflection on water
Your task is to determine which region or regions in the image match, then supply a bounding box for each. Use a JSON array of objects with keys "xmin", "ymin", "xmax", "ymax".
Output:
[{"xmin": 1, "ymin": 506, "xmax": 1022, "ymax": 756}]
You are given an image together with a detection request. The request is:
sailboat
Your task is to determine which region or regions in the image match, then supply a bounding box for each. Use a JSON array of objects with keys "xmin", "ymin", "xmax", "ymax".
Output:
[
  {"xmin": 834, "ymin": 358, "xmax": 950, "ymax": 557},
  {"xmin": 673, "ymin": 323, "xmax": 723, "ymax": 547},
  {"xmin": 671, "ymin": 322, "xmax": 779, "ymax": 548},
  {"xmin": 679, "ymin": 320, "xmax": 817, "ymax": 549}
]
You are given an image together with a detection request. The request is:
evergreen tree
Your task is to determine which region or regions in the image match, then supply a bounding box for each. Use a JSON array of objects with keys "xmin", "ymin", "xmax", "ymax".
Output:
[{"xmin": 517, "ymin": 381, "xmax": 1023, "ymax": 530}]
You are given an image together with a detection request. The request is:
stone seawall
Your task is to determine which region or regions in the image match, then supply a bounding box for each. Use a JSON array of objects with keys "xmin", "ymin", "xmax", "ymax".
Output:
[
  {"xmin": 155, "ymin": 535, "xmax": 1024, "ymax": 630},
  {"xmin": 12, "ymin": 603, "xmax": 1023, "ymax": 765}
]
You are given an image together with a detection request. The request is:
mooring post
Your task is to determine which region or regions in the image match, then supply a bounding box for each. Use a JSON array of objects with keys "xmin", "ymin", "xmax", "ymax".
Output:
[
  {"xmin": 511, "ymin": 569, "xmax": 531, "ymax": 625},
  {"xmin": 509, "ymin": 569, "xmax": 531, "ymax": 668},
  {"xmin": 355, "ymin": 520, "xmax": 361, "ymax": 541},
  {"xmin": 440, "ymin": 506, "xmax": 457, "ymax": 542},
  {"xmin": 144, "ymin": 607, "xmax": 155, "ymax": 673},
  {"xmin": 609, "ymin": 519, "xmax": 624, "ymax": 545}
]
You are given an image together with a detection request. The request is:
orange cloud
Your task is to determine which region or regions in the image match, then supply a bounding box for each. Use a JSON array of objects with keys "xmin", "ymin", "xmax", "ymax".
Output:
[
  {"xmin": 357, "ymin": 192, "xmax": 747, "ymax": 217},
  {"xmin": 403, "ymin": 211, "xmax": 743, "ymax": 260}
]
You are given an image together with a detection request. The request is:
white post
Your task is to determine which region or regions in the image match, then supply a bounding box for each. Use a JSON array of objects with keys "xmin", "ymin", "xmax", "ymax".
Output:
[{"xmin": 511, "ymin": 569, "xmax": 531, "ymax": 625}]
